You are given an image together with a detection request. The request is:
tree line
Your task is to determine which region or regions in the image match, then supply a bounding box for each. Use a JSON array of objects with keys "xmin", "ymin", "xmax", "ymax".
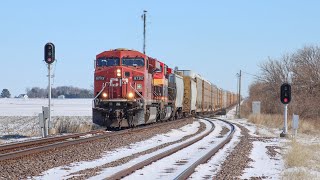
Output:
[
  {"xmin": 247, "ymin": 45, "xmax": 320, "ymax": 119},
  {"xmin": 26, "ymin": 86, "xmax": 93, "ymax": 98},
  {"xmin": 1, "ymin": 89, "xmax": 11, "ymax": 98}
]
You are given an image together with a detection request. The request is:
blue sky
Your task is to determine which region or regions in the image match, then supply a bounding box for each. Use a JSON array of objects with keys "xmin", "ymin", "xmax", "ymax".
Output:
[{"xmin": 1, "ymin": 1, "xmax": 320, "ymax": 96}]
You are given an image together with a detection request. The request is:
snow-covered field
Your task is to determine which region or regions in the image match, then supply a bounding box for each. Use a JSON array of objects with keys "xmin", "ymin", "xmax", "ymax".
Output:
[
  {"xmin": 0, "ymin": 98, "xmax": 92, "ymax": 116},
  {"xmin": 0, "ymin": 98, "xmax": 93, "ymax": 143}
]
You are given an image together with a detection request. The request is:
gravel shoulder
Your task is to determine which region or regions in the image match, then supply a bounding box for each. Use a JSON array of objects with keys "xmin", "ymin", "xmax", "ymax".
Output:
[{"xmin": 214, "ymin": 119, "xmax": 284, "ymax": 179}]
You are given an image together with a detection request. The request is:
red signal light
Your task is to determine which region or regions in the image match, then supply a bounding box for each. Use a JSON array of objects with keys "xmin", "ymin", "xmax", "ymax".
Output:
[{"xmin": 280, "ymin": 83, "xmax": 291, "ymax": 104}]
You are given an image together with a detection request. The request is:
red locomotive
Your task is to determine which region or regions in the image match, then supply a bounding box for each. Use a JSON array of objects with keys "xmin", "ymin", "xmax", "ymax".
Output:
[
  {"xmin": 93, "ymin": 49, "xmax": 174, "ymax": 128},
  {"xmin": 93, "ymin": 48, "xmax": 239, "ymax": 129}
]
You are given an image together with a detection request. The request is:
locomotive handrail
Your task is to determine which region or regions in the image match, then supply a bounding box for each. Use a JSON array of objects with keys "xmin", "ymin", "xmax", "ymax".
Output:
[
  {"xmin": 129, "ymin": 83, "xmax": 145, "ymax": 102},
  {"xmin": 92, "ymin": 83, "xmax": 108, "ymax": 108}
]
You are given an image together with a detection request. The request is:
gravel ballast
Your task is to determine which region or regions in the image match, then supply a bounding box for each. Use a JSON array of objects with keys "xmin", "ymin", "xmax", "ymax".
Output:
[
  {"xmin": 214, "ymin": 124, "xmax": 253, "ymax": 179},
  {"xmin": 67, "ymin": 121, "xmax": 207, "ymax": 179},
  {"xmin": 0, "ymin": 118, "xmax": 201, "ymax": 179},
  {"xmin": 214, "ymin": 122, "xmax": 282, "ymax": 179}
]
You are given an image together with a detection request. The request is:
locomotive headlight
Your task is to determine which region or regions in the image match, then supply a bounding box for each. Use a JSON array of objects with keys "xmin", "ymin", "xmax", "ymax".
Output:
[
  {"xmin": 102, "ymin": 92, "xmax": 108, "ymax": 98},
  {"xmin": 116, "ymin": 69, "xmax": 121, "ymax": 77},
  {"xmin": 127, "ymin": 92, "xmax": 134, "ymax": 99}
]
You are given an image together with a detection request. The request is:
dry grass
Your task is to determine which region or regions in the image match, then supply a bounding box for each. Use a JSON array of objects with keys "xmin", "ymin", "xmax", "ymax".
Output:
[
  {"xmin": 248, "ymin": 114, "xmax": 283, "ymax": 129},
  {"xmin": 247, "ymin": 114, "xmax": 320, "ymax": 135},
  {"xmin": 52, "ymin": 117, "xmax": 93, "ymax": 134},
  {"xmin": 282, "ymin": 170, "xmax": 313, "ymax": 180},
  {"xmin": 285, "ymin": 141, "xmax": 312, "ymax": 167},
  {"xmin": 240, "ymin": 100, "xmax": 251, "ymax": 118},
  {"xmin": 282, "ymin": 141, "xmax": 320, "ymax": 179}
]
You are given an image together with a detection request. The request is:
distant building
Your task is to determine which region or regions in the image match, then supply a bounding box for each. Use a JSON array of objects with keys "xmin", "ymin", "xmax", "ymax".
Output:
[
  {"xmin": 18, "ymin": 94, "xmax": 28, "ymax": 99},
  {"xmin": 58, "ymin": 95, "xmax": 65, "ymax": 99}
]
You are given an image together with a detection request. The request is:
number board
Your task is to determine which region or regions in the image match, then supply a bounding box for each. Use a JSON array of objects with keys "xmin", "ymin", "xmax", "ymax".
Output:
[
  {"xmin": 133, "ymin": 76, "xmax": 144, "ymax": 81},
  {"xmin": 95, "ymin": 76, "xmax": 105, "ymax": 81}
]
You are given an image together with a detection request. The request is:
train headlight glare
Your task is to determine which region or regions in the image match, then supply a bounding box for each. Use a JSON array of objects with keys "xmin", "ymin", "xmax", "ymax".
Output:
[
  {"xmin": 102, "ymin": 92, "xmax": 108, "ymax": 98},
  {"xmin": 128, "ymin": 92, "xmax": 134, "ymax": 99},
  {"xmin": 117, "ymin": 72, "xmax": 121, "ymax": 77},
  {"xmin": 116, "ymin": 69, "xmax": 121, "ymax": 73}
]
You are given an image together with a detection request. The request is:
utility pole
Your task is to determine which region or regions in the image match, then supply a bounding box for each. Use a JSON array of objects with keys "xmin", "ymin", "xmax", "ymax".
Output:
[
  {"xmin": 142, "ymin": 10, "xmax": 147, "ymax": 54},
  {"xmin": 238, "ymin": 70, "xmax": 241, "ymax": 118},
  {"xmin": 236, "ymin": 73, "xmax": 239, "ymax": 116}
]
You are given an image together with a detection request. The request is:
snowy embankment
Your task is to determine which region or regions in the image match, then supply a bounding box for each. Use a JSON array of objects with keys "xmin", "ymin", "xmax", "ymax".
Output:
[
  {"xmin": 218, "ymin": 107, "xmax": 285, "ymax": 179},
  {"xmin": 0, "ymin": 98, "xmax": 93, "ymax": 143}
]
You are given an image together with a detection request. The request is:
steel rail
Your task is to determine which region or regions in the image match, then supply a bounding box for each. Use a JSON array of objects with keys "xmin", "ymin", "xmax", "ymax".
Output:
[
  {"xmin": 0, "ymin": 117, "xmax": 190, "ymax": 161},
  {"xmin": 173, "ymin": 117, "xmax": 235, "ymax": 180},
  {"xmin": 106, "ymin": 119, "xmax": 215, "ymax": 180},
  {"xmin": 0, "ymin": 129, "xmax": 105, "ymax": 152}
]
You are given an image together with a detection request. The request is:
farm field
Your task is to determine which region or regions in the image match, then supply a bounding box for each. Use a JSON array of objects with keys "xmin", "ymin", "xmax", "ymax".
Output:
[
  {"xmin": 0, "ymin": 98, "xmax": 93, "ymax": 143},
  {"xmin": 0, "ymin": 98, "xmax": 92, "ymax": 116}
]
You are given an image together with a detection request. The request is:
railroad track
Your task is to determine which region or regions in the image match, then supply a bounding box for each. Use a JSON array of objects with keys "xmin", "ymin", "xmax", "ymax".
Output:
[
  {"xmin": 105, "ymin": 117, "xmax": 235, "ymax": 180},
  {"xmin": 174, "ymin": 117, "xmax": 235, "ymax": 179},
  {"xmin": 0, "ymin": 117, "xmax": 192, "ymax": 161}
]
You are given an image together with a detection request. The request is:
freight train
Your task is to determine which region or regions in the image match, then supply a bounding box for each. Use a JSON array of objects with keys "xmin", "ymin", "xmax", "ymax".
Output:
[{"xmin": 92, "ymin": 48, "xmax": 238, "ymax": 128}]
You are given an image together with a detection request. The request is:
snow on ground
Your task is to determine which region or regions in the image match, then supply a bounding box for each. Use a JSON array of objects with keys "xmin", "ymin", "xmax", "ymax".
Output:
[
  {"xmin": 0, "ymin": 98, "xmax": 92, "ymax": 143},
  {"xmin": 35, "ymin": 121, "xmax": 202, "ymax": 180},
  {"xmin": 281, "ymin": 132, "xmax": 320, "ymax": 179},
  {"xmin": 241, "ymin": 140, "xmax": 284, "ymax": 179},
  {"xmin": 225, "ymin": 107, "xmax": 285, "ymax": 179},
  {"xmin": 0, "ymin": 98, "xmax": 92, "ymax": 116},
  {"xmin": 121, "ymin": 120, "xmax": 229, "ymax": 180},
  {"xmin": 189, "ymin": 124, "xmax": 241, "ymax": 179},
  {"xmin": 87, "ymin": 120, "xmax": 211, "ymax": 180}
]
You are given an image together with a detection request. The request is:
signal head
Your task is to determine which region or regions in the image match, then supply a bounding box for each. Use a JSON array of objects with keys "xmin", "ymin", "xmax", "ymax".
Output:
[
  {"xmin": 280, "ymin": 83, "xmax": 291, "ymax": 104},
  {"xmin": 44, "ymin": 43, "xmax": 55, "ymax": 64}
]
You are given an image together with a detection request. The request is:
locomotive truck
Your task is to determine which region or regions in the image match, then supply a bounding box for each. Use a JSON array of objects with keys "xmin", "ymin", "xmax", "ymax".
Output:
[{"xmin": 92, "ymin": 48, "xmax": 238, "ymax": 129}]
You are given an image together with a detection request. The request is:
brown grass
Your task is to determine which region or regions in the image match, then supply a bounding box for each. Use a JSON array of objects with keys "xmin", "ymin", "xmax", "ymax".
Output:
[
  {"xmin": 52, "ymin": 117, "xmax": 93, "ymax": 134},
  {"xmin": 282, "ymin": 170, "xmax": 313, "ymax": 180},
  {"xmin": 282, "ymin": 142, "xmax": 320, "ymax": 179},
  {"xmin": 285, "ymin": 141, "xmax": 311, "ymax": 168},
  {"xmin": 240, "ymin": 100, "xmax": 251, "ymax": 118},
  {"xmin": 247, "ymin": 114, "xmax": 320, "ymax": 135}
]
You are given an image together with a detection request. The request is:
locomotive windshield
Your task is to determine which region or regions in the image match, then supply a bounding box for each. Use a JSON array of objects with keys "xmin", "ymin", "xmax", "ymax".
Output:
[
  {"xmin": 122, "ymin": 58, "xmax": 145, "ymax": 67},
  {"xmin": 97, "ymin": 57, "xmax": 120, "ymax": 67}
]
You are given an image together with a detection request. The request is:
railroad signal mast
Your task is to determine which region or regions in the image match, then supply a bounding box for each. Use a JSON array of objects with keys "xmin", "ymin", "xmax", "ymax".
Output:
[
  {"xmin": 280, "ymin": 83, "xmax": 291, "ymax": 137},
  {"xmin": 43, "ymin": 42, "xmax": 56, "ymax": 137}
]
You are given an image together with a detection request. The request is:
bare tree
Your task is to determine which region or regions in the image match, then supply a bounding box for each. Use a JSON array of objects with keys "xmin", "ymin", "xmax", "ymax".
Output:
[{"xmin": 247, "ymin": 45, "xmax": 320, "ymax": 119}]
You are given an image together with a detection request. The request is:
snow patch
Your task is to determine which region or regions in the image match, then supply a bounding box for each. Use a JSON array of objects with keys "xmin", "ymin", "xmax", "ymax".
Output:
[
  {"xmin": 241, "ymin": 140, "xmax": 284, "ymax": 179},
  {"xmin": 189, "ymin": 124, "xmax": 242, "ymax": 179},
  {"xmin": 121, "ymin": 120, "xmax": 229, "ymax": 180},
  {"xmin": 35, "ymin": 121, "xmax": 202, "ymax": 180}
]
